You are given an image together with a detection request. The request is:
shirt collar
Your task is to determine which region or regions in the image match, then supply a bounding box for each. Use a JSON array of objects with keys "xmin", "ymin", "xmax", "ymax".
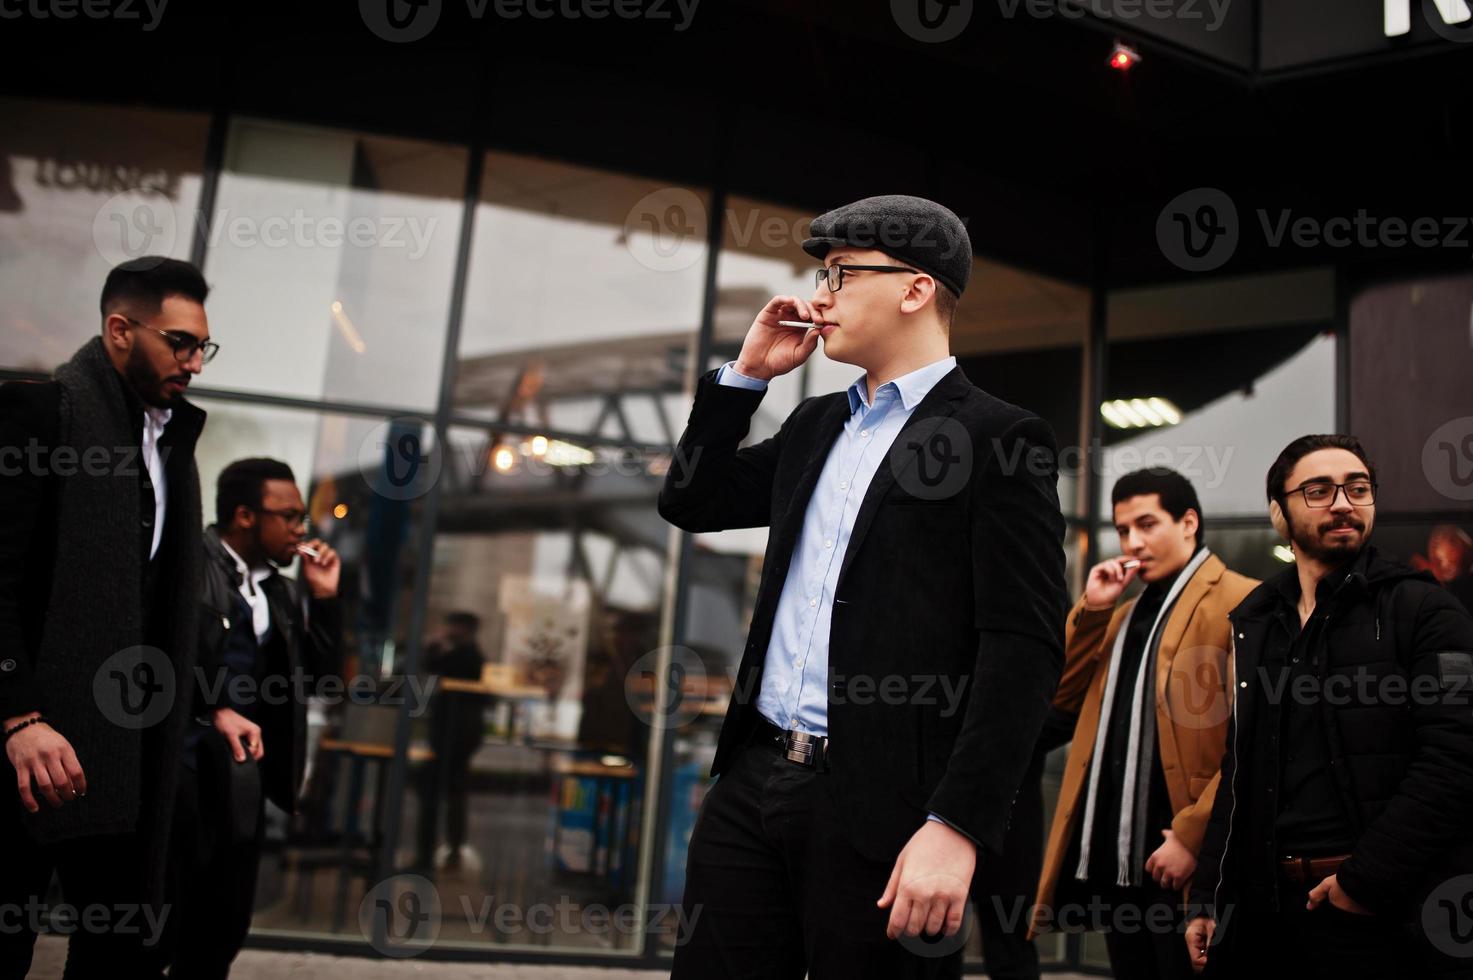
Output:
[
  {"xmin": 143, "ymin": 405, "xmax": 173, "ymax": 435},
  {"xmin": 845, "ymin": 355, "xmax": 957, "ymax": 415},
  {"xmin": 219, "ymin": 537, "xmax": 273, "ymax": 589}
]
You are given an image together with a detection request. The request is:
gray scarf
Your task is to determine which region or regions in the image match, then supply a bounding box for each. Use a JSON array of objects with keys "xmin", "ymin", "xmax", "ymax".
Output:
[
  {"xmin": 23, "ymin": 337, "xmax": 204, "ymax": 904},
  {"xmin": 1074, "ymin": 547, "xmax": 1210, "ymax": 887}
]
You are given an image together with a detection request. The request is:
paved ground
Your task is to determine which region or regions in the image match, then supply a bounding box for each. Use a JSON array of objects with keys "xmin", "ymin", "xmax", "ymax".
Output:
[{"xmin": 30, "ymin": 935, "xmax": 1095, "ymax": 977}]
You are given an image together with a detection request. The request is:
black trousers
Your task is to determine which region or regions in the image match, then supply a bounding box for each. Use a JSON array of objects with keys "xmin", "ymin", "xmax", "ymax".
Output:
[
  {"xmin": 671, "ymin": 729, "xmax": 964, "ymax": 980},
  {"xmin": 159, "ymin": 764, "xmax": 263, "ymax": 980},
  {"xmin": 414, "ymin": 725, "xmax": 479, "ymax": 867},
  {"xmin": 0, "ymin": 782, "xmax": 167, "ymax": 980},
  {"xmin": 1209, "ymin": 875, "xmax": 1473, "ymax": 980}
]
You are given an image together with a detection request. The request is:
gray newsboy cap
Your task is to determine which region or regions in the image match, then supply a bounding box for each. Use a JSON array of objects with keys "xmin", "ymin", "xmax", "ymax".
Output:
[{"xmin": 802, "ymin": 194, "xmax": 972, "ymax": 296}]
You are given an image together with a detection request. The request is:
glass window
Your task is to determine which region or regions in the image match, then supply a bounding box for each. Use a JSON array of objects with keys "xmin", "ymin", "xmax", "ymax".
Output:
[
  {"xmin": 189, "ymin": 397, "xmax": 433, "ymax": 943},
  {"xmin": 0, "ymin": 96, "xmax": 210, "ymax": 371},
  {"xmin": 953, "ymin": 259, "xmax": 1089, "ymax": 519},
  {"xmin": 1098, "ymin": 270, "xmax": 1337, "ymax": 522},
  {"xmin": 200, "ymin": 118, "xmax": 467, "ymax": 409},
  {"xmin": 372, "ymin": 153, "xmax": 706, "ymax": 956},
  {"xmin": 451, "ymin": 150, "xmax": 708, "ymax": 448}
]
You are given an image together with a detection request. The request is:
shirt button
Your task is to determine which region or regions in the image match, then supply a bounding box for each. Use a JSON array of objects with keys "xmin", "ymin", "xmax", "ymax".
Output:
[
  {"xmin": 809, "ymin": 598, "xmax": 816, "ymax": 607},
  {"xmin": 1240, "ymin": 681, "xmax": 1248, "ymax": 688},
  {"xmin": 825, "ymin": 539, "xmax": 833, "ymax": 549},
  {"xmin": 860, "ymin": 430, "xmax": 868, "ymax": 437},
  {"xmin": 839, "ymin": 482, "xmax": 848, "ymax": 490}
]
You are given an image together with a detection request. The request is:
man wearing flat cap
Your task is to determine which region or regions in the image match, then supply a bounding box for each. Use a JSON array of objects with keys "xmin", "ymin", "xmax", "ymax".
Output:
[{"xmin": 660, "ymin": 194, "xmax": 1069, "ymax": 978}]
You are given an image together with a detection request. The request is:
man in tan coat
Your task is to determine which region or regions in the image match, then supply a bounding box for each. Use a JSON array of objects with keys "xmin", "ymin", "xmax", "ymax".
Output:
[{"xmin": 1029, "ymin": 468, "xmax": 1257, "ymax": 979}]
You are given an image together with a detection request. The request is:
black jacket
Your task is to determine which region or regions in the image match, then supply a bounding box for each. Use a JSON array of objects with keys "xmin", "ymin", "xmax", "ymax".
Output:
[
  {"xmin": 195, "ymin": 526, "xmax": 342, "ymax": 813},
  {"xmin": 0, "ymin": 360, "xmax": 205, "ymax": 904},
  {"xmin": 1191, "ymin": 545, "xmax": 1473, "ymax": 922},
  {"xmin": 658, "ymin": 364, "xmax": 1068, "ymax": 862}
]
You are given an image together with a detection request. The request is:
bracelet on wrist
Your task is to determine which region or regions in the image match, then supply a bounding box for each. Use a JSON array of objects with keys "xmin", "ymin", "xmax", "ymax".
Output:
[{"xmin": 3, "ymin": 716, "xmax": 46, "ymax": 742}]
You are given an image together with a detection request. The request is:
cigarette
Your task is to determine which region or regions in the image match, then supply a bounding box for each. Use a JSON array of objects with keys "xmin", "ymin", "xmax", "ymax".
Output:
[
  {"xmin": 1122, "ymin": 559, "xmax": 1141, "ymax": 570},
  {"xmin": 778, "ymin": 320, "xmax": 823, "ymax": 329},
  {"xmin": 297, "ymin": 545, "xmax": 320, "ymax": 559}
]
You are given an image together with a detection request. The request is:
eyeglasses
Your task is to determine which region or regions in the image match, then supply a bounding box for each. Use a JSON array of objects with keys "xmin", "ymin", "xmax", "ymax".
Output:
[
  {"xmin": 256, "ymin": 507, "xmax": 311, "ymax": 531},
  {"xmin": 1284, "ymin": 480, "xmax": 1377, "ymax": 508},
  {"xmin": 125, "ymin": 317, "xmax": 220, "ymax": 365},
  {"xmin": 814, "ymin": 263, "xmax": 919, "ymax": 293}
]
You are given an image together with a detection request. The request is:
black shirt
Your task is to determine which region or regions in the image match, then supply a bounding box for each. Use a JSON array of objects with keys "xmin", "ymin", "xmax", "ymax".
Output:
[{"xmin": 1245, "ymin": 566, "xmax": 1357, "ymax": 878}]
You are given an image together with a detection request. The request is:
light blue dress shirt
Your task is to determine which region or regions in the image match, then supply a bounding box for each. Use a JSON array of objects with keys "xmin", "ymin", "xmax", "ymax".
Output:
[{"xmin": 715, "ymin": 356, "xmax": 970, "ymax": 838}]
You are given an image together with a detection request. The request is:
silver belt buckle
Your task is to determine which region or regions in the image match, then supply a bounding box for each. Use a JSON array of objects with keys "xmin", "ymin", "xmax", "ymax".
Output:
[{"xmin": 783, "ymin": 730, "xmax": 817, "ymax": 766}]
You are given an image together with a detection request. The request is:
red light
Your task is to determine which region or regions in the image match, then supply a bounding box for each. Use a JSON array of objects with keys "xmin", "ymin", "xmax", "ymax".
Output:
[{"xmin": 1107, "ymin": 42, "xmax": 1140, "ymax": 71}]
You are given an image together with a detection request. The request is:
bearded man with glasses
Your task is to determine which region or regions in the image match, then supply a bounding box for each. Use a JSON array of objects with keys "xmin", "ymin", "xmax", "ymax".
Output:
[
  {"xmin": 0, "ymin": 256, "xmax": 215, "ymax": 977},
  {"xmin": 1185, "ymin": 434, "xmax": 1473, "ymax": 979}
]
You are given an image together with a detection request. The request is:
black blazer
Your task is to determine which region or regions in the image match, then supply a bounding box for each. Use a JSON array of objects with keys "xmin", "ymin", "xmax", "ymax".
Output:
[
  {"xmin": 197, "ymin": 527, "xmax": 343, "ymax": 813},
  {"xmin": 658, "ymin": 364, "xmax": 1068, "ymax": 862}
]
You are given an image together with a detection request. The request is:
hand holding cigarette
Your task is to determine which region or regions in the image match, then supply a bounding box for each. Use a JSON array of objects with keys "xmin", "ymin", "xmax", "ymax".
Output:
[
  {"xmin": 731, "ymin": 295, "xmax": 831, "ymax": 383},
  {"xmin": 1083, "ymin": 555, "xmax": 1143, "ymax": 609},
  {"xmin": 296, "ymin": 538, "xmax": 342, "ymax": 600}
]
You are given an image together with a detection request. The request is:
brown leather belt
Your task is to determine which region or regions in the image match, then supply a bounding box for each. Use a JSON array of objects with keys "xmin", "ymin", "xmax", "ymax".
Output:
[{"xmin": 1278, "ymin": 854, "xmax": 1351, "ymax": 883}]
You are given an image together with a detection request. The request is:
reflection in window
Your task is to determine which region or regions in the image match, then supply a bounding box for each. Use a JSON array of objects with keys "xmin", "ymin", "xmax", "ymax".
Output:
[
  {"xmin": 384, "ymin": 154, "xmax": 706, "ymax": 953},
  {"xmin": 0, "ymin": 96, "xmax": 209, "ymax": 371},
  {"xmin": 201, "ymin": 118, "xmax": 466, "ymax": 408},
  {"xmin": 1098, "ymin": 331, "xmax": 1336, "ymax": 520},
  {"xmin": 452, "ymin": 151, "xmax": 708, "ymax": 447},
  {"xmin": 189, "ymin": 397, "xmax": 430, "ymax": 943}
]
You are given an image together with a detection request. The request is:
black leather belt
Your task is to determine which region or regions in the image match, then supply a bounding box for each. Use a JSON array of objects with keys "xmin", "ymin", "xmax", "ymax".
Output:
[{"xmin": 752, "ymin": 717, "xmax": 830, "ymax": 770}]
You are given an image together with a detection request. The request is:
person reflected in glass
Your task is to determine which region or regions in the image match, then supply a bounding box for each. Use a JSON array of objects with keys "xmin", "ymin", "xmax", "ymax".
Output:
[{"xmin": 414, "ymin": 610, "xmax": 489, "ymax": 874}]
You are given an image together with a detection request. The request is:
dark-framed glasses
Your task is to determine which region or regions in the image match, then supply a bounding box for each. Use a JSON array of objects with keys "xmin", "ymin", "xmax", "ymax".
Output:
[
  {"xmin": 125, "ymin": 316, "xmax": 220, "ymax": 365},
  {"xmin": 257, "ymin": 507, "xmax": 311, "ymax": 532},
  {"xmin": 1286, "ymin": 480, "xmax": 1376, "ymax": 508},
  {"xmin": 815, "ymin": 263, "xmax": 919, "ymax": 293}
]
